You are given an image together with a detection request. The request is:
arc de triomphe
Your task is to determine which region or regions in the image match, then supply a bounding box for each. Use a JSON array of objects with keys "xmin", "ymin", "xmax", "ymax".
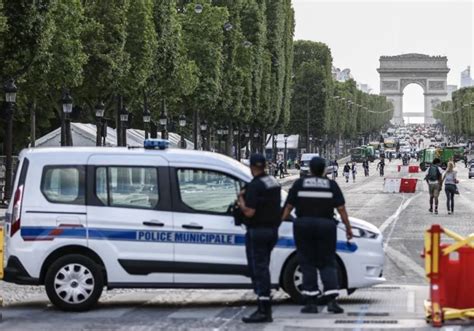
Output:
[{"xmin": 377, "ymin": 54, "xmax": 450, "ymax": 125}]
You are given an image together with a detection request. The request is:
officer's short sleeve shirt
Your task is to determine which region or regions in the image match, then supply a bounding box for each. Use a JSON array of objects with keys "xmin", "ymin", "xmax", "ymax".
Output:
[{"xmin": 286, "ymin": 176, "xmax": 345, "ymax": 219}]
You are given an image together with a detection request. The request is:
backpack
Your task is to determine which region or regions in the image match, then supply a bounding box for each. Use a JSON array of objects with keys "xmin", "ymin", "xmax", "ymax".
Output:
[{"xmin": 426, "ymin": 165, "xmax": 440, "ymax": 181}]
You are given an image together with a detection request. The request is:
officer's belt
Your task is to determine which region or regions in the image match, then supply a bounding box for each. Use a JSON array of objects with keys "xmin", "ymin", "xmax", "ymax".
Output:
[{"xmin": 295, "ymin": 216, "xmax": 336, "ymax": 223}]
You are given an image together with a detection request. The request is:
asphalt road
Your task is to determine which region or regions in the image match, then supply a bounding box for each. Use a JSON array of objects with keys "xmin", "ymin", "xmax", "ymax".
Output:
[{"xmin": 1, "ymin": 159, "xmax": 474, "ymax": 330}]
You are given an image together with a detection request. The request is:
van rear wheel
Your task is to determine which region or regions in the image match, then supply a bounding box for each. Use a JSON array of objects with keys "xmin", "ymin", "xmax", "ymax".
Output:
[{"xmin": 45, "ymin": 254, "xmax": 104, "ymax": 311}]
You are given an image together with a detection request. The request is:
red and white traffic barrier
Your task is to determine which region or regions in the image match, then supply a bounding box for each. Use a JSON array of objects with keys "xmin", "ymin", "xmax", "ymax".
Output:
[{"xmin": 384, "ymin": 177, "xmax": 418, "ymax": 193}]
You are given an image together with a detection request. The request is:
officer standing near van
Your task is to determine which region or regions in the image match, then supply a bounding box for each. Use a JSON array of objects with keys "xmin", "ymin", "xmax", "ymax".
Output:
[
  {"xmin": 282, "ymin": 156, "xmax": 353, "ymax": 314},
  {"xmin": 237, "ymin": 154, "xmax": 281, "ymax": 323}
]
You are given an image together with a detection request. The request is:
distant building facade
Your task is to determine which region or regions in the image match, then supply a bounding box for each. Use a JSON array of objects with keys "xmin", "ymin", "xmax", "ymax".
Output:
[
  {"xmin": 460, "ymin": 66, "xmax": 473, "ymax": 87},
  {"xmin": 357, "ymin": 83, "xmax": 372, "ymax": 94},
  {"xmin": 447, "ymin": 85, "xmax": 458, "ymax": 100},
  {"xmin": 332, "ymin": 66, "xmax": 353, "ymax": 82}
]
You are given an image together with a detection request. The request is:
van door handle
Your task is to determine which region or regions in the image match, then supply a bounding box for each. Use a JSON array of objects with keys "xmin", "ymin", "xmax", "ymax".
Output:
[
  {"xmin": 143, "ymin": 221, "xmax": 165, "ymax": 227},
  {"xmin": 182, "ymin": 224, "xmax": 203, "ymax": 230}
]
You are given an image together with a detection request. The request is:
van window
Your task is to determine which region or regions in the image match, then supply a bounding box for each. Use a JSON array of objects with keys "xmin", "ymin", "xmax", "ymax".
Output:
[
  {"xmin": 95, "ymin": 167, "xmax": 158, "ymax": 209},
  {"xmin": 177, "ymin": 169, "xmax": 241, "ymax": 214},
  {"xmin": 41, "ymin": 166, "xmax": 85, "ymax": 204}
]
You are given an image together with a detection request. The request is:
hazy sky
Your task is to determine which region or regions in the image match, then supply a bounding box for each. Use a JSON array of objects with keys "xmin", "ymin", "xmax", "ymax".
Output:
[{"xmin": 293, "ymin": 0, "xmax": 474, "ymax": 122}]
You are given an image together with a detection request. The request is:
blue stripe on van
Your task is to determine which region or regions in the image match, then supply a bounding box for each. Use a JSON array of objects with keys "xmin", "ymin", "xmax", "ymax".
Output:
[{"xmin": 20, "ymin": 227, "xmax": 358, "ymax": 253}]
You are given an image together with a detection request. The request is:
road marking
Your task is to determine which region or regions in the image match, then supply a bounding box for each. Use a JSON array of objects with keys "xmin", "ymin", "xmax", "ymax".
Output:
[
  {"xmin": 379, "ymin": 192, "xmax": 421, "ymax": 234},
  {"xmin": 385, "ymin": 246, "xmax": 426, "ymax": 279},
  {"xmin": 407, "ymin": 291, "xmax": 415, "ymax": 313},
  {"xmin": 216, "ymin": 306, "xmax": 246, "ymax": 330}
]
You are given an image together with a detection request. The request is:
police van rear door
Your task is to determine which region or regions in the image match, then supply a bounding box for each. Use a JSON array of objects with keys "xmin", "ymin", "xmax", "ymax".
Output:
[
  {"xmin": 87, "ymin": 154, "xmax": 173, "ymax": 284},
  {"xmin": 171, "ymin": 167, "xmax": 249, "ymax": 285}
]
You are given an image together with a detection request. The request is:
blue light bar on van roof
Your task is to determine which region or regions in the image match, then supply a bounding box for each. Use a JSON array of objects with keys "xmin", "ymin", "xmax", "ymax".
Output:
[{"xmin": 144, "ymin": 139, "xmax": 170, "ymax": 150}]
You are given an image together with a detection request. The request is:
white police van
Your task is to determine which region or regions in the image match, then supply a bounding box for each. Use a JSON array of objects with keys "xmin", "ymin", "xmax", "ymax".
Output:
[{"xmin": 3, "ymin": 140, "xmax": 385, "ymax": 311}]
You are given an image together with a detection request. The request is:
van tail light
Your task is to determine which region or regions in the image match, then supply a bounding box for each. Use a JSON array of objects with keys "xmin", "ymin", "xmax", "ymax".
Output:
[{"xmin": 10, "ymin": 185, "xmax": 24, "ymax": 237}]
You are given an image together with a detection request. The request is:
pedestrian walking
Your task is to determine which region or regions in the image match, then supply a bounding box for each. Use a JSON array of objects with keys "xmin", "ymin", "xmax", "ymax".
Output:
[
  {"xmin": 331, "ymin": 161, "xmax": 337, "ymax": 180},
  {"xmin": 333, "ymin": 160, "xmax": 339, "ymax": 178},
  {"xmin": 237, "ymin": 154, "xmax": 281, "ymax": 323},
  {"xmin": 362, "ymin": 160, "xmax": 369, "ymax": 177},
  {"xmin": 351, "ymin": 162, "xmax": 357, "ymax": 182},
  {"xmin": 343, "ymin": 163, "xmax": 350, "ymax": 183},
  {"xmin": 376, "ymin": 158, "xmax": 385, "ymax": 177},
  {"xmin": 281, "ymin": 156, "xmax": 353, "ymax": 314},
  {"xmin": 279, "ymin": 161, "xmax": 285, "ymax": 179},
  {"xmin": 442, "ymin": 161, "xmax": 458, "ymax": 215},
  {"xmin": 424, "ymin": 158, "xmax": 443, "ymax": 215}
]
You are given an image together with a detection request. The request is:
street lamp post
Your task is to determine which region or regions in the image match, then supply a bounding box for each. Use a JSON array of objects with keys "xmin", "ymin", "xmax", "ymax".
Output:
[
  {"xmin": 200, "ymin": 120, "xmax": 208, "ymax": 150},
  {"xmin": 233, "ymin": 128, "xmax": 239, "ymax": 159},
  {"xmin": 179, "ymin": 114, "xmax": 187, "ymax": 149},
  {"xmin": 159, "ymin": 110, "xmax": 168, "ymax": 140},
  {"xmin": 253, "ymin": 131, "xmax": 260, "ymax": 154},
  {"xmin": 194, "ymin": 3, "xmax": 203, "ymax": 14},
  {"xmin": 284, "ymin": 134, "xmax": 289, "ymax": 173},
  {"xmin": 95, "ymin": 102, "xmax": 105, "ymax": 146},
  {"xmin": 309, "ymin": 135, "xmax": 313, "ymax": 153},
  {"xmin": 120, "ymin": 106, "xmax": 129, "ymax": 147},
  {"xmin": 149, "ymin": 120, "xmax": 158, "ymax": 139},
  {"xmin": 3, "ymin": 79, "xmax": 17, "ymax": 202},
  {"xmin": 223, "ymin": 126, "xmax": 229, "ymax": 155},
  {"xmin": 61, "ymin": 91, "xmax": 73, "ymax": 147},
  {"xmin": 244, "ymin": 129, "xmax": 250, "ymax": 158},
  {"xmin": 216, "ymin": 128, "xmax": 223, "ymax": 153},
  {"xmin": 143, "ymin": 107, "xmax": 151, "ymax": 140}
]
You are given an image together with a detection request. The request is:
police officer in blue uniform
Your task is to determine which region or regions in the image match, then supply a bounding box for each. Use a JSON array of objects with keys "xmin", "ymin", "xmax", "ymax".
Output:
[
  {"xmin": 238, "ymin": 154, "xmax": 281, "ymax": 323},
  {"xmin": 282, "ymin": 156, "xmax": 353, "ymax": 314}
]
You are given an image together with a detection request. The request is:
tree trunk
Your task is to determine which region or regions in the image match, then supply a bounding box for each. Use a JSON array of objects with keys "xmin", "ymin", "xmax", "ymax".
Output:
[{"xmin": 29, "ymin": 101, "xmax": 36, "ymax": 147}]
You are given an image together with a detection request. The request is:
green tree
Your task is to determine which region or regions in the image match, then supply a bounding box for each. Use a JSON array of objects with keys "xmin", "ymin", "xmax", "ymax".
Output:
[
  {"xmin": 0, "ymin": 0, "xmax": 54, "ymax": 150},
  {"xmin": 80, "ymin": 0, "xmax": 130, "ymax": 112},
  {"xmin": 35, "ymin": 0, "xmax": 87, "ymax": 144},
  {"xmin": 150, "ymin": 0, "xmax": 197, "ymax": 120},
  {"xmin": 180, "ymin": 1, "xmax": 228, "ymax": 120},
  {"xmin": 124, "ymin": 0, "xmax": 157, "ymax": 121}
]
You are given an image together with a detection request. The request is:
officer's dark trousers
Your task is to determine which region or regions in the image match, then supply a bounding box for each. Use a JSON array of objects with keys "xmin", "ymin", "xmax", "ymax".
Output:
[
  {"xmin": 294, "ymin": 217, "xmax": 339, "ymax": 297},
  {"xmin": 245, "ymin": 227, "xmax": 278, "ymax": 298}
]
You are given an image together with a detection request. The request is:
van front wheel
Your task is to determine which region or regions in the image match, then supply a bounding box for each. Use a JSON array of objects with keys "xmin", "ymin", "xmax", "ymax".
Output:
[
  {"xmin": 282, "ymin": 255, "xmax": 345, "ymax": 304},
  {"xmin": 45, "ymin": 254, "xmax": 104, "ymax": 311}
]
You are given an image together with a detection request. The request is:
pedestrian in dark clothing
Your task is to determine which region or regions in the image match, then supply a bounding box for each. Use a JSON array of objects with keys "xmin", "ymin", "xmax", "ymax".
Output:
[
  {"xmin": 282, "ymin": 157, "xmax": 353, "ymax": 314},
  {"xmin": 351, "ymin": 162, "xmax": 357, "ymax": 182},
  {"xmin": 343, "ymin": 163, "xmax": 350, "ymax": 183},
  {"xmin": 377, "ymin": 159, "xmax": 385, "ymax": 177},
  {"xmin": 362, "ymin": 160, "xmax": 369, "ymax": 177},
  {"xmin": 333, "ymin": 160, "xmax": 339, "ymax": 178},
  {"xmin": 238, "ymin": 154, "xmax": 281, "ymax": 323},
  {"xmin": 425, "ymin": 158, "xmax": 443, "ymax": 214},
  {"xmin": 279, "ymin": 161, "xmax": 285, "ymax": 179}
]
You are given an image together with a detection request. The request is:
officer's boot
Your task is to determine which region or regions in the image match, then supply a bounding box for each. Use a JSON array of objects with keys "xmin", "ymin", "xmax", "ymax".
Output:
[
  {"xmin": 327, "ymin": 294, "xmax": 344, "ymax": 314},
  {"xmin": 301, "ymin": 295, "xmax": 319, "ymax": 314},
  {"xmin": 242, "ymin": 299, "xmax": 273, "ymax": 323}
]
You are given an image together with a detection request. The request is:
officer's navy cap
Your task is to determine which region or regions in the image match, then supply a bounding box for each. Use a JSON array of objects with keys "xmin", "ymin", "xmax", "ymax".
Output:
[
  {"xmin": 310, "ymin": 156, "xmax": 326, "ymax": 175},
  {"xmin": 250, "ymin": 153, "xmax": 266, "ymax": 167}
]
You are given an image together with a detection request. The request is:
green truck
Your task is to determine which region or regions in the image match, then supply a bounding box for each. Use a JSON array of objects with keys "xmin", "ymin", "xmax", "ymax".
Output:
[
  {"xmin": 419, "ymin": 146, "xmax": 465, "ymax": 171},
  {"xmin": 350, "ymin": 145, "xmax": 376, "ymax": 162}
]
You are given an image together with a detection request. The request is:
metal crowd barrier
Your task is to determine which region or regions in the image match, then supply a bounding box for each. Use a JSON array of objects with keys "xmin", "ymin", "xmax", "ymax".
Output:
[{"xmin": 424, "ymin": 224, "xmax": 474, "ymax": 327}]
